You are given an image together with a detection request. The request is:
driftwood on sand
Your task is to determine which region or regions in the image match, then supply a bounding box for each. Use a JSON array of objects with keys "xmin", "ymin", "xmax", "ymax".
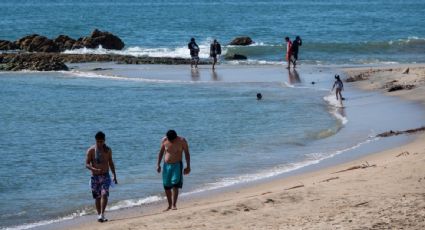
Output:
[
  {"xmin": 376, "ymin": 126, "xmax": 425, "ymax": 137},
  {"xmin": 332, "ymin": 162, "xmax": 376, "ymax": 174},
  {"xmin": 284, "ymin": 184, "xmax": 305, "ymax": 190}
]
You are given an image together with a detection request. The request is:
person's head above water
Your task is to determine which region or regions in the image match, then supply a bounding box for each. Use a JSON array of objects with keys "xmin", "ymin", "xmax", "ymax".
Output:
[
  {"xmin": 166, "ymin": 130, "xmax": 178, "ymax": 141},
  {"xmin": 257, "ymin": 93, "xmax": 262, "ymax": 100},
  {"xmin": 191, "ymin": 38, "xmax": 195, "ymax": 42},
  {"xmin": 285, "ymin": 37, "xmax": 290, "ymax": 41}
]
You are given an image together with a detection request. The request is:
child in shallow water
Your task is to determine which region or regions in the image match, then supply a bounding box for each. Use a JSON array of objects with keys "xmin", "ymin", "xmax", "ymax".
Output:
[{"xmin": 332, "ymin": 74, "xmax": 345, "ymax": 101}]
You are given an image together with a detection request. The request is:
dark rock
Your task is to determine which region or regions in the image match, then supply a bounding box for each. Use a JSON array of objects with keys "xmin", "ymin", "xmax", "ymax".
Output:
[
  {"xmin": 229, "ymin": 37, "xmax": 253, "ymax": 46},
  {"xmin": 81, "ymin": 29, "xmax": 125, "ymax": 50},
  {"xmin": 0, "ymin": 53, "xmax": 68, "ymax": 71},
  {"xmin": 15, "ymin": 34, "xmax": 59, "ymax": 52},
  {"xmin": 54, "ymin": 35, "xmax": 77, "ymax": 51},
  {"xmin": 0, "ymin": 40, "xmax": 20, "ymax": 50},
  {"xmin": 0, "ymin": 52, "xmax": 211, "ymax": 71},
  {"xmin": 387, "ymin": 84, "xmax": 415, "ymax": 92},
  {"xmin": 225, "ymin": 54, "xmax": 247, "ymax": 60}
]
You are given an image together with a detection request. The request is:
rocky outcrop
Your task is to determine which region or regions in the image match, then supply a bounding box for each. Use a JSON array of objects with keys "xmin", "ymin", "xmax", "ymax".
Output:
[
  {"xmin": 54, "ymin": 35, "xmax": 78, "ymax": 51},
  {"xmin": 225, "ymin": 54, "xmax": 247, "ymax": 60},
  {"xmin": 0, "ymin": 40, "xmax": 19, "ymax": 50},
  {"xmin": 15, "ymin": 34, "xmax": 60, "ymax": 52},
  {"xmin": 229, "ymin": 37, "xmax": 253, "ymax": 46},
  {"xmin": 0, "ymin": 29, "xmax": 125, "ymax": 52},
  {"xmin": 80, "ymin": 29, "xmax": 125, "ymax": 50},
  {"xmin": 0, "ymin": 53, "xmax": 210, "ymax": 71},
  {"xmin": 0, "ymin": 53, "xmax": 68, "ymax": 71}
]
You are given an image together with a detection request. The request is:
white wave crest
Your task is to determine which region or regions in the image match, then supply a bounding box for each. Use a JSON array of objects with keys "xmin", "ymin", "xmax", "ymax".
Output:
[{"xmin": 323, "ymin": 94, "xmax": 348, "ymax": 125}]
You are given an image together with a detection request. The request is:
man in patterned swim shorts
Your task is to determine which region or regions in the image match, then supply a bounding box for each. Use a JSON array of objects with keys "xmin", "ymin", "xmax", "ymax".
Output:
[{"xmin": 86, "ymin": 131, "xmax": 118, "ymax": 222}]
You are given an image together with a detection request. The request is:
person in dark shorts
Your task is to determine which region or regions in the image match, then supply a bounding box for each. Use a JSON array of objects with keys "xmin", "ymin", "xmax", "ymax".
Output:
[
  {"xmin": 291, "ymin": 36, "xmax": 302, "ymax": 68},
  {"xmin": 210, "ymin": 39, "xmax": 222, "ymax": 69},
  {"xmin": 85, "ymin": 131, "xmax": 118, "ymax": 222},
  {"xmin": 188, "ymin": 38, "xmax": 200, "ymax": 68},
  {"xmin": 157, "ymin": 130, "xmax": 191, "ymax": 211}
]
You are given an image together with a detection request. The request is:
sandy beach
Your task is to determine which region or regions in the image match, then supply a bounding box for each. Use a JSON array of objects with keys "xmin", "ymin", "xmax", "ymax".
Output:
[{"xmin": 56, "ymin": 64, "xmax": 425, "ymax": 230}]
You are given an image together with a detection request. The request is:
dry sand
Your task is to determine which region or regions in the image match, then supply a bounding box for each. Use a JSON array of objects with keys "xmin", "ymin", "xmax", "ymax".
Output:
[{"xmin": 68, "ymin": 64, "xmax": 425, "ymax": 230}]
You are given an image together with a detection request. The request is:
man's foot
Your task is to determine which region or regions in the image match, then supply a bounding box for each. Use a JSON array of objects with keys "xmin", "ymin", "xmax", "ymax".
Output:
[
  {"xmin": 97, "ymin": 214, "xmax": 108, "ymax": 223},
  {"xmin": 163, "ymin": 207, "xmax": 172, "ymax": 212},
  {"xmin": 172, "ymin": 206, "xmax": 177, "ymax": 210}
]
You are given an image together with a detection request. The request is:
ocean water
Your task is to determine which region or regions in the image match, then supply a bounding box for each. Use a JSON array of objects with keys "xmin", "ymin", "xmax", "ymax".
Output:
[
  {"xmin": 1, "ymin": 1, "xmax": 425, "ymax": 229},
  {"xmin": 1, "ymin": 0, "xmax": 425, "ymax": 64}
]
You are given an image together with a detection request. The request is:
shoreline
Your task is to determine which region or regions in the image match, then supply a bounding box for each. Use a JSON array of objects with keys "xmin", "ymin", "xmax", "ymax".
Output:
[{"xmin": 42, "ymin": 63, "xmax": 425, "ymax": 230}]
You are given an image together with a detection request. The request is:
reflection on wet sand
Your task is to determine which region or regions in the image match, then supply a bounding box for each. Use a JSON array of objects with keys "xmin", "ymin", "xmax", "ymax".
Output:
[
  {"xmin": 211, "ymin": 70, "xmax": 220, "ymax": 81},
  {"xmin": 191, "ymin": 68, "xmax": 200, "ymax": 80},
  {"xmin": 288, "ymin": 69, "xmax": 301, "ymax": 84}
]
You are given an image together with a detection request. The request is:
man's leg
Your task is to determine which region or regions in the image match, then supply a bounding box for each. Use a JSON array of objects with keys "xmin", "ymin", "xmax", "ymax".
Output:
[
  {"xmin": 212, "ymin": 57, "xmax": 216, "ymax": 69},
  {"xmin": 172, "ymin": 187, "xmax": 179, "ymax": 209},
  {"xmin": 164, "ymin": 189, "xmax": 172, "ymax": 211},
  {"xmin": 95, "ymin": 198, "xmax": 101, "ymax": 215},
  {"xmin": 100, "ymin": 195, "xmax": 108, "ymax": 219}
]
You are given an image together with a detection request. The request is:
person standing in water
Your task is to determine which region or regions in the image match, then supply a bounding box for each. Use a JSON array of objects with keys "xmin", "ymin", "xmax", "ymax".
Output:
[
  {"xmin": 291, "ymin": 36, "xmax": 302, "ymax": 68},
  {"xmin": 331, "ymin": 74, "xmax": 344, "ymax": 101},
  {"xmin": 210, "ymin": 39, "xmax": 222, "ymax": 70},
  {"xmin": 285, "ymin": 37, "xmax": 293, "ymax": 69},
  {"xmin": 188, "ymin": 38, "xmax": 200, "ymax": 68},
  {"xmin": 157, "ymin": 130, "xmax": 191, "ymax": 211}
]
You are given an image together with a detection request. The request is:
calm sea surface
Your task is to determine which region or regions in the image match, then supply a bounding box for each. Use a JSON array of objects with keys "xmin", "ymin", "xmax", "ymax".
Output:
[{"xmin": 1, "ymin": 1, "xmax": 425, "ymax": 229}]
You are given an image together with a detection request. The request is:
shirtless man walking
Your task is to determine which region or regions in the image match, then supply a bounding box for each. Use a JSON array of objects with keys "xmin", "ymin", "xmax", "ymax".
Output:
[
  {"xmin": 85, "ymin": 131, "xmax": 118, "ymax": 222},
  {"xmin": 156, "ymin": 130, "xmax": 191, "ymax": 211}
]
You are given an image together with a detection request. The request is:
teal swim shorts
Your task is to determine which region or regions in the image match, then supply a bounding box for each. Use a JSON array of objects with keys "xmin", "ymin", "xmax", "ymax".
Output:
[{"xmin": 162, "ymin": 161, "xmax": 183, "ymax": 190}]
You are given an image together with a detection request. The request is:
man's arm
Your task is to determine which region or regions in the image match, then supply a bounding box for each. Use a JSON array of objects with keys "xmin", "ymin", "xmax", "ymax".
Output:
[
  {"xmin": 108, "ymin": 149, "xmax": 118, "ymax": 184},
  {"xmin": 157, "ymin": 141, "xmax": 165, "ymax": 173},
  {"xmin": 183, "ymin": 138, "xmax": 191, "ymax": 175},
  {"xmin": 85, "ymin": 149, "xmax": 101, "ymax": 173}
]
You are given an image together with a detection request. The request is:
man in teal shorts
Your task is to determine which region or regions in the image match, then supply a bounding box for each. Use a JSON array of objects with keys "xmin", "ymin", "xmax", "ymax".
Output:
[{"xmin": 157, "ymin": 130, "xmax": 191, "ymax": 211}]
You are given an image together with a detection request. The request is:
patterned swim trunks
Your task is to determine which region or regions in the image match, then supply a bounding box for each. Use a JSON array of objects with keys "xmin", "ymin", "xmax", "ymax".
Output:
[{"xmin": 90, "ymin": 174, "xmax": 111, "ymax": 199}]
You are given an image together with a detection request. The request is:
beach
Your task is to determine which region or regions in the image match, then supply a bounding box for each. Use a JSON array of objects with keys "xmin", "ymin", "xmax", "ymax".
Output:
[
  {"xmin": 2, "ymin": 1, "xmax": 425, "ymax": 229},
  {"xmin": 51, "ymin": 64, "xmax": 424, "ymax": 230}
]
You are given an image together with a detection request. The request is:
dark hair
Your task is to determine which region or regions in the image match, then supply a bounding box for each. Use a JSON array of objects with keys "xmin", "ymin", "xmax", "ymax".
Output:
[
  {"xmin": 95, "ymin": 131, "xmax": 105, "ymax": 140},
  {"xmin": 166, "ymin": 130, "xmax": 178, "ymax": 141},
  {"xmin": 257, "ymin": 93, "xmax": 262, "ymax": 100},
  {"xmin": 335, "ymin": 74, "xmax": 341, "ymax": 80},
  {"xmin": 285, "ymin": 37, "xmax": 289, "ymax": 41},
  {"xmin": 295, "ymin": 36, "xmax": 301, "ymax": 40},
  {"xmin": 191, "ymin": 38, "xmax": 195, "ymax": 42}
]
